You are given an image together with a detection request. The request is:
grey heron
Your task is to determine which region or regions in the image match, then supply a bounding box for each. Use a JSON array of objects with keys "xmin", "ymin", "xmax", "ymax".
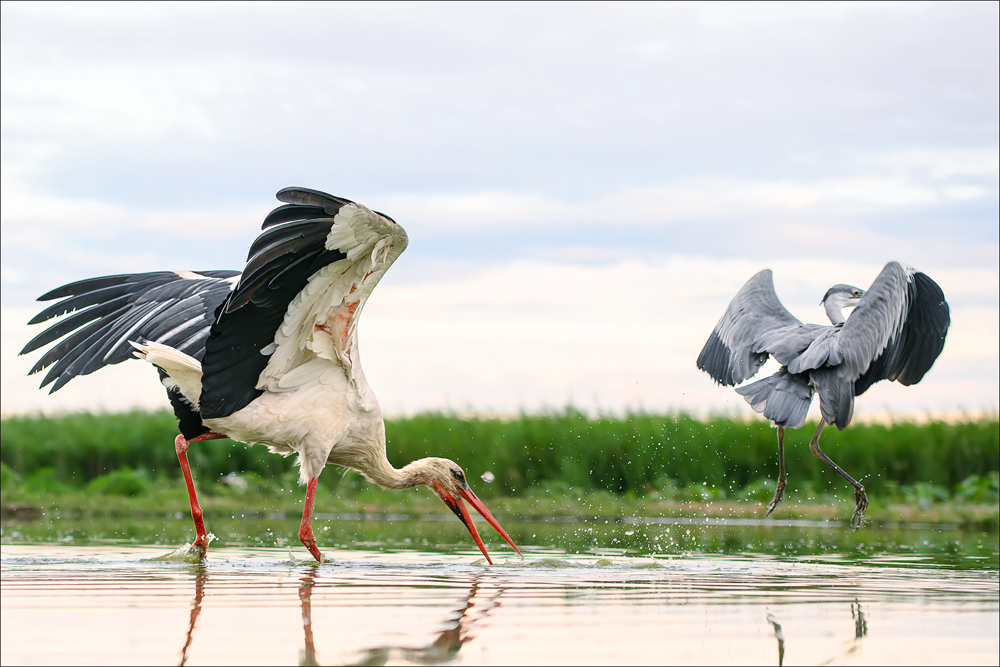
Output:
[
  {"xmin": 697, "ymin": 262, "xmax": 950, "ymax": 527},
  {"xmin": 20, "ymin": 187, "xmax": 522, "ymax": 563}
]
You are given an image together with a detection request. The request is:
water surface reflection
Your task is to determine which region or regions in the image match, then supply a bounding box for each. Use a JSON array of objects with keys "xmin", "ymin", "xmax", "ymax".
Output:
[
  {"xmin": 176, "ymin": 558, "xmax": 506, "ymax": 666},
  {"xmin": 4, "ymin": 544, "xmax": 994, "ymax": 665},
  {"xmin": 339, "ymin": 574, "xmax": 502, "ymax": 666}
]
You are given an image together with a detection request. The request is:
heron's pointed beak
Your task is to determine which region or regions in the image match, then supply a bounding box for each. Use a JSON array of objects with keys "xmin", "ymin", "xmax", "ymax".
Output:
[{"xmin": 433, "ymin": 482, "xmax": 523, "ymax": 564}]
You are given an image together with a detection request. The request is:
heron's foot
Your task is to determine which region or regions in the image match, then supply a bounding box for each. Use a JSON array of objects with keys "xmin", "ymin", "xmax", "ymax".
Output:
[
  {"xmin": 850, "ymin": 487, "xmax": 869, "ymax": 530},
  {"xmin": 765, "ymin": 478, "xmax": 787, "ymax": 518}
]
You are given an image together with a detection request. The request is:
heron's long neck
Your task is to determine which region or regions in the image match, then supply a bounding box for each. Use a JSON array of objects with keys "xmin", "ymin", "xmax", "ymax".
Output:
[{"xmin": 824, "ymin": 297, "xmax": 847, "ymax": 325}]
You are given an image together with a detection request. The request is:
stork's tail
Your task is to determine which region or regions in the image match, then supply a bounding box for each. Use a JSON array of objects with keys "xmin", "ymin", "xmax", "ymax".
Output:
[
  {"xmin": 735, "ymin": 368, "xmax": 813, "ymax": 428},
  {"xmin": 131, "ymin": 340, "xmax": 203, "ymax": 408}
]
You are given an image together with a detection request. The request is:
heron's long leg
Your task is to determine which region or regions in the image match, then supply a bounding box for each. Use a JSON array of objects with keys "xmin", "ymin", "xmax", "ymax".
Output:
[
  {"xmin": 807, "ymin": 422, "xmax": 868, "ymax": 529},
  {"xmin": 765, "ymin": 426, "xmax": 787, "ymax": 517},
  {"xmin": 298, "ymin": 478, "xmax": 325, "ymax": 562},
  {"xmin": 175, "ymin": 432, "xmax": 227, "ymax": 554}
]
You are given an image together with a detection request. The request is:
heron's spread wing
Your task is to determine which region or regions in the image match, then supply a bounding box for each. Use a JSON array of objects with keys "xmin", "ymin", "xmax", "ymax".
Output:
[
  {"xmin": 809, "ymin": 262, "xmax": 950, "ymax": 428},
  {"xmin": 20, "ymin": 271, "xmax": 240, "ymax": 393},
  {"xmin": 199, "ymin": 187, "xmax": 408, "ymax": 420},
  {"xmin": 697, "ymin": 269, "xmax": 803, "ymax": 386},
  {"xmin": 842, "ymin": 262, "xmax": 950, "ymax": 396}
]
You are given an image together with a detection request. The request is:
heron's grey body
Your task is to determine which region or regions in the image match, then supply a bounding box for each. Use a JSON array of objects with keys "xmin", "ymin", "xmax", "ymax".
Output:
[{"xmin": 697, "ymin": 261, "xmax": 950, "ymax": 526}]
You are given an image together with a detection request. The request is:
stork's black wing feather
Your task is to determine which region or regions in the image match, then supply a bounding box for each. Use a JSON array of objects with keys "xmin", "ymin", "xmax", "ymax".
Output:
[
  {"xmin": 274, "ymin": 187, "xmax": 354, "ymax": 217},
  {"xmin": 261, "ymin": 204, "xmax": 332, "ymax": 230},
  {"xmin": 29, "ymin": 272, "xmax": 178, "ymax": 324},
  {"xmin": 20, "ymin": 271, "xmax": 239, "ymax": 393},
  {"xmin": 199, "ymin": 188, "xmax": 351, "ymax": 419},
  {"xmin": 226, "ymin": 220, "xmax": 333, "ymax": 312}
]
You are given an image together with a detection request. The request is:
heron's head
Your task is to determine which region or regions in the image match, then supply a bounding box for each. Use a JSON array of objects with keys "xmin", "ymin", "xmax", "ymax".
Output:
[
  {"xmin": 821, "ymin": 284, "xmax": 865, "ymax": 307},
  {"xmin": 821, "ymin": 284, "xmax": 865, "ymax": 324},
  {"xmin": 412, "ymin": 457, "xmax": 522, "ymax": 564}
]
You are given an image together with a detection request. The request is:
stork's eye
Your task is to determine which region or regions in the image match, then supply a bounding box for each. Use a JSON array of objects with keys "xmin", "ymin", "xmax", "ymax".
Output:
[{"xmin": 451, "ymin": 469, "xmax": 465, "ymax": 483}]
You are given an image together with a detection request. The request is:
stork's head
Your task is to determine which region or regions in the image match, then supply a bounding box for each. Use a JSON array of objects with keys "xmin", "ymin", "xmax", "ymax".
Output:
[
  {"xmin": 410, "ymin": 458, "xmax": 522, "ymax": 564},
  {"xmin": 821, "ymin": 284, "xmax": 865, "ymax": 325}
]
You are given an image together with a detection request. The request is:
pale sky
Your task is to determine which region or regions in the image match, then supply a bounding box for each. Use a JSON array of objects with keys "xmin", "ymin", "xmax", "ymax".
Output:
[{"xmin": 2, "ymin": 1, "xmax": 997, "ymax": 418}]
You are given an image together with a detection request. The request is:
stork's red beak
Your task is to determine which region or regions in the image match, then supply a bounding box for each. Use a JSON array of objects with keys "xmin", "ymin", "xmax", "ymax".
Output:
[{"xmin": 433, "ymin": 482, "xmax": 522, "ymax": 564}]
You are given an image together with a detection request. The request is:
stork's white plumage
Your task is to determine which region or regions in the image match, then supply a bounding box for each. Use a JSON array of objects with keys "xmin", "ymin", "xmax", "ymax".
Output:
[{"xmin": 21, "ymin": 187, "xmax": 521, "ymax": 563}]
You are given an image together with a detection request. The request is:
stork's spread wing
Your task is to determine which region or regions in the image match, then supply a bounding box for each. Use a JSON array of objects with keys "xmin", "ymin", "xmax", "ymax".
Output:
[
  {"xmin": 810, "ymin": 262, "xmax": 950, "ymax": 428},
  {"xmin": 697, "ymin": 269, "xmax": 803, "ymax": 386},
  {"xmin": 199, "ymin": 187, "xmax": 408, "ymax": 419},
  {"xmin": 20, "ymin": 271, "xmax": 239, "ymax": 393}
]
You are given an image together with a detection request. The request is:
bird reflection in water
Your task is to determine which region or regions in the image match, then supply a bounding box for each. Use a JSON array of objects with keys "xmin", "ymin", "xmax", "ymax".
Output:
[
  {"xmin": 178, "ymin": 563, "xmax": 208, "ymax": 666},
  {"xmin": 766, "ymin": 613, "xmax": 785, "ymax": 666},
  {"xmin": 817, "ymin": 601, "xmax": 869, "ymax": 665},
  {"xmin": 768, "ymin": 602, "xmax": 869, "ymax": 666},
  {"xmin": 175, "ymin": 564, "xmax": 501, "ymax": 666},
  {"xmin": 295, "ymin": 566, "xmax": 503, "ymax": 666},
  {"xmin": 821, "ymin": 601, "xmax": 869, "ymax": 665},
  {"xmin": 299, "ymin": 567, "xmax": 319, "ymax": 666}
]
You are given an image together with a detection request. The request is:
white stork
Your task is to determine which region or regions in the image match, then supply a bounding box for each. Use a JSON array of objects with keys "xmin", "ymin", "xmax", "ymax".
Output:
[{"xmin": 20, "ymin": 187, "xmax": 521, "ymax": 563}]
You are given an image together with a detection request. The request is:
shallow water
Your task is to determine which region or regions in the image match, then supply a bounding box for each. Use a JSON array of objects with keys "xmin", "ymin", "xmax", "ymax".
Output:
[
  {"xmin": 2, "ymin": 516, "xmax": 998, "ymax": 665},
  {"xmin": 3, "ymin": 511, "xmax": 998, "ymax": 569}
]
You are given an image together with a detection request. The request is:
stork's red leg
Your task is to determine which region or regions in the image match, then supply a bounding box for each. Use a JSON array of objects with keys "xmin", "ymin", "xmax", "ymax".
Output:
[
  {"xmin": 175, "ymin": 432, "xmax": 227, "ymax": 555},
  {"xmin": 298, "ymin": 477, "xmax": 325, "ymax": 562}
]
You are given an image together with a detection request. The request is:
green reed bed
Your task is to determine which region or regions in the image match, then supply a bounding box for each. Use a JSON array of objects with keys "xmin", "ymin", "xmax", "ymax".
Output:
[{"xmin": 2, "ymin": 410, "xmax": 996, "ymax": 510}]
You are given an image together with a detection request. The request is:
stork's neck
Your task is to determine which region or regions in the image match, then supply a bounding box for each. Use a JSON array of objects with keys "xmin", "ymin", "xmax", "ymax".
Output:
[
  {"xmin": 337, "ymin": 420, "xmax": 436, "ymax": 490},
  {"xmin": 823, "ymin": 296, "xmax": 848, "ymax": 325},
  {"xmin": 362, "ymin": 453, "xmax": 426, "ymax": 490}
]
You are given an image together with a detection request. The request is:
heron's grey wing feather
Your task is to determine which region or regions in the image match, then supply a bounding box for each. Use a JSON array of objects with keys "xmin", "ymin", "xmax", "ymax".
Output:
[
  {"xmin": 697, "ymin": 269, "xmax": 802, "ymax": 386},
  {"xmin": 804, "ymin": 262, "xmax": 909, "ymax": 428},
  {"xmin": 784, "ymin": 326, "xmax": 844, "ymax": 374},
  {"xmin": 835, "ymin": 262, "xmax": 913, "ymax": 380},
  {"xmin": 811, "ymin": 262, "xmax": 950, "ymax": 428},
  {"xmin": 852, "ymin": 269, "xmax": 950, "ymax": 396},
  {"xmin": 755, "ymin": 323, "xmax": 835, "ymax": 369}
]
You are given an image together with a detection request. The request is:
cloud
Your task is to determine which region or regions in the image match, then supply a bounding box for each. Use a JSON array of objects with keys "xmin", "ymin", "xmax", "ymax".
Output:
[
  {"xmin": 869, "ymin": 148, "xmax": 1000, "ymax": 179},
  {"xmin": 1, "ymin": 2, "xmax": 996, "ymax": 417},
  {"xmin": 2, "ymin": 2, "xmax": 997, "ymax": 201},
  {"xmin": 6, "ymin": 256, "xmax": 995, "ymax": 417}
]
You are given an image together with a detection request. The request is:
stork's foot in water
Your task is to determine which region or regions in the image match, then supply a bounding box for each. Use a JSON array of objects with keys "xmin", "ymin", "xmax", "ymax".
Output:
[
  {"xmin": 298, "ymin": 526, "xmax": 326, "ymax": 563},
  {"xmin": 850, "ymin": 486, "xmax": 869, "ymax": 530},
  {"xmin": 765, "ymin": 477, "xmax": 786, "ymax": 518},
  {"xmin": 190, "ymin": 534, "xmax": 209, "ymax": 560}
]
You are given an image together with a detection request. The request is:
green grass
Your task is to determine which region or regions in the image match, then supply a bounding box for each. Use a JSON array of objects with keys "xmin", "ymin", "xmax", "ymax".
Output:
[{"xmin": 2, "ymin": 410, "xmax": 997, "ymax": 510}]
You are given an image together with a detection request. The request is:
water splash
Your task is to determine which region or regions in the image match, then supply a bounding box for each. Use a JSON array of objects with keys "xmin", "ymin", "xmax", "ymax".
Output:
[{"xmin": 144, "ymin": 535, "xmax": 216, "ymax": 563}]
